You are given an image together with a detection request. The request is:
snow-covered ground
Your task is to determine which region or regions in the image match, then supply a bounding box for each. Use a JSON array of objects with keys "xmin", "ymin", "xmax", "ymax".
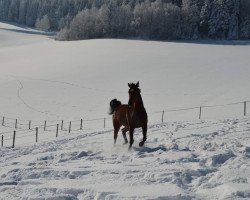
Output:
[
  {"xmin": 1, "ymin": 119, "xmax": 250, "ymax": 199},
  {"xmin": 0, "ymin": 22, "xmax": 250, "ymax": 199}
]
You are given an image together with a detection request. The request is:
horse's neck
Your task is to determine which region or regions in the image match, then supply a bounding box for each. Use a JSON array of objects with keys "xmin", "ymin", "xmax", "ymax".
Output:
[{"xmin": 130, "ymin": 95, "xmax": 144, "ymax": 110}]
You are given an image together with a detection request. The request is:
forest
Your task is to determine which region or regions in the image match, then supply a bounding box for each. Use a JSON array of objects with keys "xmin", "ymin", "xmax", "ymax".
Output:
[{"xmin": 0, "ymin": 0, "xmax": 249, "ymax": 40}]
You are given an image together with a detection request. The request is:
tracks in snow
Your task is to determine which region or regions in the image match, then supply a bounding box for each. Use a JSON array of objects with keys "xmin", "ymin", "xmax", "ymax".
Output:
[
  {"xmin": 10, "ymin": 75, "xmax": 66, "ymax": 118},
  {"xmin": 0, "ymin": 119, "xmax": 249, "ymax": 199}
]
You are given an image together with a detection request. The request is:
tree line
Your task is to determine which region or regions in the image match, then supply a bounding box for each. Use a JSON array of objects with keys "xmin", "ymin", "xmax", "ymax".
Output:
[{"xmin": 0, "ymin": 0, "xmax": 249, "ymax": 40}]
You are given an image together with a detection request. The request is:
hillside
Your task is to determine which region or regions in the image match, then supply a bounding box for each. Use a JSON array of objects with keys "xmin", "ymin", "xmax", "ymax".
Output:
[
  {"xmin": 1, "ymin": 22, "xmax": 250, "ymax": 122},
  {"xmin": 0, "ymin": 22, "xmax": 250, "ymax": 199}
]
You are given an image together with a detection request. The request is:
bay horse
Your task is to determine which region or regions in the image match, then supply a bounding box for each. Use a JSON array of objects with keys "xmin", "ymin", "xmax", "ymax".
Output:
[{"xmin": 109, "ymin": 82, "xmax": 148, "ymax": 149}]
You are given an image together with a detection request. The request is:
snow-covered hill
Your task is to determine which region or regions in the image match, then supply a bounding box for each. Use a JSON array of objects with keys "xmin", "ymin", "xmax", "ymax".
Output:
[
  {"xmin": 0, "ymin": 22, "xmax": 250, "ymax": 199},
  {"xmin": 1, "ymin": 22, "xmax": 250, "ymax": 122}
]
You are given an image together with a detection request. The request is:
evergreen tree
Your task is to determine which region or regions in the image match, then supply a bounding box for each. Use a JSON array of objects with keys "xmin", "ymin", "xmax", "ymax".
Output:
[
  {"xmin": 200, "ymin": 0, "xmax": 212, "ymax": 37},
  {"xmin": 239, "ymin": 0, "xmax": 250, "ymax": 39},
  {"xmin": 208, "ymin": 0, "xmax": 230, "ymax": 38},
  {"xmin": 181, "ymin": 0, "xmax": 200, "ymax": 39}
]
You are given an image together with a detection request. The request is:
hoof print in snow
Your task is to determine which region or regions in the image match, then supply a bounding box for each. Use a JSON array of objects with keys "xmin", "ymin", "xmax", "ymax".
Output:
[
  {"xmin": 168, "ymin": 143, "xmax": 179, "ymax": 151},
  {"xmin": 46, "ymin": 194, "xmax": 78, "ymax": 200},
  {"xmin": 243, "ymin": 146, "xmax": 250, "ymax": 157},
  {"xmin": 209, "ymin": 151, "xmax": 235, "ymax": 167},
  {"xmin": 135, "ymin": 145, "xmax": 167, "ymax": 154},
  {"xmin": 0, "ymin": 181, "xmax": 18, "ymax": 186},
  {"xmin": 77, "ymin": 151, "xmax": 88, "ymax": 158},
  {"xmin": 37, "ymin": 155, "xmax": 54, "ymax": 161},
  {"xmin": 233, "ymin": 191, "xmax": 250, "ymax": 198}
]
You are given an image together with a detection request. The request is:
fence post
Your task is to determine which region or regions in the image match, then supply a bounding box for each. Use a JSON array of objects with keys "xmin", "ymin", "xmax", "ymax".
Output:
[
  {"xmin": 244, "ymin": 101, "xmax": 247, "ymax": 116},
  {"xmin": 2, "ymin": 117, "xmax": 4, "ymax": 126},
  {"xmin": 199, "ymin": 106, "xmax": 202, "ymax": 119},
  {"xmin": 15, "ymin": 119, "xmax": 18, "ymax": 129},
  {"xmin": 56, "ymin": 124, "xmax": 59, "ymax": 137},
  {"xmin": 61, "ymin": 120, "xmax": 64, "ymax": 131},
  {"xmin": 104, "ymin": 118, "xmax": 106, "ymax": 128},
  {"xmin": 36, "ymin": 127, "xmax": 38, "ymax": 143},
  {"xmin": 44, "ymin": 121, "xmax": 46, "ymax": 131},
  {"xmin": 29, "ymin": 120, "xmax": 31, "ymax": 130},
  {"xmin": 12, "ymin": 131, "xmax": 16, "ymax": 148},
  {"xmin": 161, "ymin": 111, "xmax": 165, "ymax": 123},
  {"xmin": 80, "ymin": 119, "xmax": 83, "ymax": 130},
  {"xmin": 69, "ymin": 121, "xmax": 71, "ymax": 133},
  {"xmin": 1, "ymin": 135, "xmax": 3, "ymax": 147}
]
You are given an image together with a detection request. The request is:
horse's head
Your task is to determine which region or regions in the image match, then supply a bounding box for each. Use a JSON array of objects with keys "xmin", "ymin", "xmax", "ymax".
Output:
[{"xmin": 128, "ymin": 81, "xmax": 141, "ymax": 106}]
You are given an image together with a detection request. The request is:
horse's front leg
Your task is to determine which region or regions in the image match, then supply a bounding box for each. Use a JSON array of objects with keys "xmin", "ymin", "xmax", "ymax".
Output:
[
  {"xmin": 139, "ymin": 125, "xmax": 147, "ymax": 147},
  {"xmin": 129, "ymin": 127, "xmax": 135, "ymax": 149}
]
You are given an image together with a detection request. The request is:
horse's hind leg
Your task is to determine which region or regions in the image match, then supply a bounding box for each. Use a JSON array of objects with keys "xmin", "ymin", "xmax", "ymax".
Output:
[
  {"xmin": 113, "ymin": 121, "xmax": 120, "ymax": 144},
  {"xmin": 122, "ymin": 127, "xmax": 128, "ymax": 144},
  {"xmin": 139, "ymin": 125, "xmax": 147, "ymax": 147}
]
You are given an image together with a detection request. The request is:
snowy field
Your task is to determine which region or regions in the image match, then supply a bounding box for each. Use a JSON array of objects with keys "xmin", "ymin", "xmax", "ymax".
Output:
[{"xmin": 0, "ymin": 22, "xmax": 250, "ymax": 199}]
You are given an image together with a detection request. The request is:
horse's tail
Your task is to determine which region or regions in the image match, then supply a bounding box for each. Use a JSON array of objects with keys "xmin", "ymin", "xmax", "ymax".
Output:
[{"xmin": 109, "ymin": 99, "xmax": 122, "ymax": 115}]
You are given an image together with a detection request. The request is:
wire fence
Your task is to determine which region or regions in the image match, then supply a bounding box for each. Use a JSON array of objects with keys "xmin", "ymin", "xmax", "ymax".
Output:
[{"xmin": 0, "ymin": 100, "xmax": 249, "ymax": 148}]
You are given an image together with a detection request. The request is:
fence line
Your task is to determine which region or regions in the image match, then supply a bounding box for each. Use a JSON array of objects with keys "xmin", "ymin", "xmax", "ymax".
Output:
[
  {"xmin": 0, "ymin": 100, "xmax": 249, "ymax": 148},
  {"xmin": 1, "ymin": 100, "xmax": 249, "ymax": 131}
]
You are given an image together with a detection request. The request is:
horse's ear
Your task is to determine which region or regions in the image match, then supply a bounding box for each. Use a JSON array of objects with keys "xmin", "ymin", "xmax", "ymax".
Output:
[
  {"xmin": 128, "ymin": 83, "xmax": 131, "ymax": 87},
  {"xmin": 136, "ymin": 81, "xmax": 139, "ymax": 87}
]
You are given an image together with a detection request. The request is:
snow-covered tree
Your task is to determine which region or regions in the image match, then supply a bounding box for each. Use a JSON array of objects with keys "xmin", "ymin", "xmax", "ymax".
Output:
[
  {"xmin": 207, "ymin": 0, "xmax": 242, "ymax": 39},
  {"xmin": 18, "ymin": 0, "xmax": 28, "ymax": 24},
  {"xmin": 200, "ymin": 0, "xmax": 212, "ymax": 37},
  {"xmin": 228, "ymin": 0, "xmax": 240, "ymax": 39},
  {"xmin": 0, "ymin": 0, "xmax": 10, "ymax": 21},
  {"xmin": 239, "ymin": 0, "xmax": 250, "ymax": 39},
  {"xmin": 208, "ymin": 0, "xmax": 230, "ymax": 38},
  {"xmin": 8, "ymin": 0, "xmax": 19, "ymax": 21},
  {"xmin": 35, "ymin": 14, "xmax": 50, "ymax": 31},
  {"xmin": 181, "ymin": 0, "xmax": 200, "ymax": 39},
  {"xmin": 155, "ymin": 2, "xmax": 181, "ymax": 39},
  {"xmin": 56, "ymin": 27, "xmax": 70, "ymax": 40},
  {"xmin": 0, "ymin": 0, "xmax": 250, "ymax": 40},
  {"xmin": 25, "ymin": 0, "xmax": 39, "ymax": 26}
]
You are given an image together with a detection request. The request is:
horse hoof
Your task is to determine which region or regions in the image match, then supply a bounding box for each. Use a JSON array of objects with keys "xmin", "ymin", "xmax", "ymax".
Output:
[
  {"xmin": 139, "ymin": 141, "xmax": 145, "ymax": 147},
  {"xmin": 123, "ymin": 141, "xmax": 128, "ymax": 145}
]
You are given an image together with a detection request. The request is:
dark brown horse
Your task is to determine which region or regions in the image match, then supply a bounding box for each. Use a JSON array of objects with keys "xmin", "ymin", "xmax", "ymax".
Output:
[{"xmin": 109, "ymin": 82, "xmax": 148, "ymax": 148}]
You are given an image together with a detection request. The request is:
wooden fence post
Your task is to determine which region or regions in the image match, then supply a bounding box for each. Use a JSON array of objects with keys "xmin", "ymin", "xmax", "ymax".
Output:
[
  {"xmin": 69, "ymin": 121, "xmax": 71, "ymax": 133},
  {"xmin": 29, "ymin": 120, "xmax": 31, "ymax": 130},
  {"xmin": 44, "ymin": 121, "xmax": 46, "ymax": 131},
  {"xmin": 61, "ymin": 120, "xmax": 63, "ymax": 131},
  {"xmin": 1, "ymin": 135, "xmax": 3, "ymax": 147},
  {"xmin": 162, "ymin": 111, "xmax": 165, "ymax": 123},
  {"xmin": 104, "ymin": 118, "xmax": 106, "ymax": 128},
  {"xmin": 199, "ymin": 106, "xmax": 202, "ymax": 119},
  {"xmin": 36, "ymin": 127, "xmax": 38, "ymax": 143},
  {"xmin": 2, "ymin": 117, "xmax": 4, "ymax": 126},
  {"xmin": 12, "ymin": 131, "xmax": 16, "ymax": 148},
  {"xmin": 56, "ymin": 124, "xmax": 59, "ymax": 137},
  {"xmin": 80, "ymin": 119, "xmax": 83, "ymax": 130},
  {"xmin": 15, "ymin": 119, "xmax": 17, "ymax": 129},
  {"xmin": 244, "ymin": 101, "xmax": 247, "ymax": 116}
]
